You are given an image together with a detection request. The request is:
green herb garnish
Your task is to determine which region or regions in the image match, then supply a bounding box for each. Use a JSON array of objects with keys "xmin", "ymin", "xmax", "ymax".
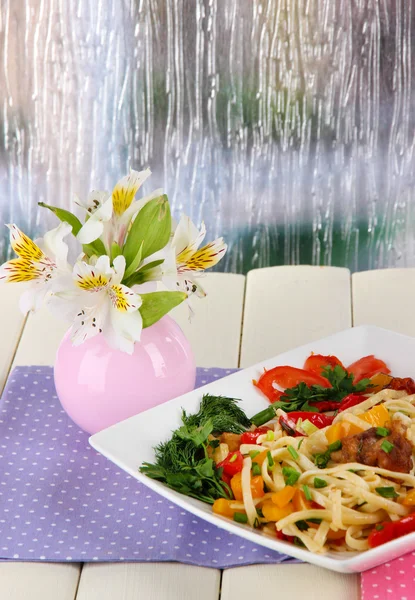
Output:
[
  {"xmin": 249, "ymin": 450, "xmax": 260, "ymax": 459},
  {"xmin": 381, "ymin": 440, "xmax": 394, "ymax": 454},
  {"xmin": 234, "ymin": 512, "xmax": 248, "ymax": 524},
  {"xmin": 314, "ymin": 440, "xmax": 342, "ymax": 469},
  {"xmin": 252, "ymin": 463, "xmax": 262, "ymax": 476},
  {"xmin": 303, "ymin": 485, "xmax": 312, "ymax": 501},
  {"xmin": 140, "ymin": 394, "xmax": 250, "ymax": 503},
  {"xmin": 267, "ymin": 451, "xmax": 274, "ymax": 468},
  {"xmin": 295, "ymin": 520, "xmax": 309, "ymax": 531},
  {"xmin": 314, "ymin": 477, "xmax": 328, "ymax": 488},
  {"xmin": 376, "ymin": 427, "xmax": 390, "ymax": 437},
  {"xmin": 288, "ymin": 445, "xmax": 299, "ymax": 460},
  {"xmin": 282, "ymin": 466, "xmax": 301, "ymax": 485},
  {"xmin": 375, "ymin": 487, "xmax": 399, "ymax": 499}
]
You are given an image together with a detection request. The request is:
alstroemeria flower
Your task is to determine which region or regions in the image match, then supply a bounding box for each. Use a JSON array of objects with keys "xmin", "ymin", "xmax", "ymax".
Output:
[
  {"xmin": 76, "ymin": 168, "xmax": 159, "ymax": 249},
  {"xmin": 69, "ymin": 255, "xmax": 143, "ymax": 354},
  {"xmin": 0, "ymin": 223, "xmax": 72, "ymax": 313},
  {"xmin": 169, "ymin": 215, "xmax": 227, "ymax": 297}
]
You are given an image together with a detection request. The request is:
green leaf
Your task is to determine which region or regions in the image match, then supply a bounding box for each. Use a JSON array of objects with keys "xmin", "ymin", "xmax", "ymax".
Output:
[
  {"xmin": 82, "ymin": 239, "xmax": 107, "ymax": 258},
  {"xmin": 110, "ymin": 241, "xmax": 122, "ymax": 262},
  {"xmin": 139, "ymin": 291, "xmax": 187, "ymax": 328},
  {"xmin": 123, "ymin": 259, "xmax": 165, "ymax": 287},
  {"xmin": 38, "ymin": 202, "xmax": 82, "ymax": 235},
  {"xmin": 123, "ymin": 195, "xmax": 171, "ymax": 265},
  {"xmin": 39, "ymin": 201, "xmax": 107, "ymax": 258},
  {"xmin": 123, "ymin": 241, "xmax": 144, "ymax": 280}
]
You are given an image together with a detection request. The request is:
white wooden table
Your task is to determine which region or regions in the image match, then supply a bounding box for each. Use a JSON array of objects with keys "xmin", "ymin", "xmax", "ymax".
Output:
[{"xmin": 1, "ymin": 265, "xmax": 411, "ymax": 599}]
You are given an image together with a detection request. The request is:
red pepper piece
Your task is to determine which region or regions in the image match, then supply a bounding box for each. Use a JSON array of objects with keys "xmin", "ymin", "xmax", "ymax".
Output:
[
  {"xmin": 240, "ymin": 427, "xmax": 270, "ymax": 445},
  {"xmin": 368, "ymin": 513, "xmax": 415, "ymax": 548},
  {"xmin": 216, "ymin": 451, "xmax": 244, "ymax": 476},
  {"xmin": 279, "ymin": 412, "xmax": 334, "ymax": 436},
  {"xmin": 276, "ymin": 529, "xmax": 295, "ymax": 543},
  {"xmin": 338, "ymin": 393, "xmax": 366, "ymax": 412},
  {"xmin": 308, "ymin": 400, "xmax": 340, "ymax": 412}
]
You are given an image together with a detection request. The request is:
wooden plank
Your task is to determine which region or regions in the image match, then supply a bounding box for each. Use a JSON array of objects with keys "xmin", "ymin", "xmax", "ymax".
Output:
[
  {"xmin": 76, "ymin": 563, "xmax": 221, "ymax": 600},
  {"xmin": 0, "ymin": 562, "xmax": 81, "ymax": 600},
  {"xmin": 352, "ymin": 268, "xmax": 415, "ymax": 335},
  {"xmin": 221, "ymin": 564, "xmax": 360, "ymax": 600},
  {"xmin": 240, "ymin": 266, "xmax": 352, "ymax": 367},
  {"xmin": 0, "ymin": 285, "xmax": 28, "ymax": 394},
  {"xmin": 171, "ymin": 273, "xmax": 245, "ymax": 367},
  {"xmin": 12, "ymin": 309, "xmax": 68, "ymax": 367}
]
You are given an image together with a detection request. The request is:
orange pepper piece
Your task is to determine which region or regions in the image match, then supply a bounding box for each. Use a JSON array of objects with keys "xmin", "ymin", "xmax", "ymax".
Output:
[
  {"xmin": 271, "ymin": 486, "xmax": 296, "ymax": 508},
  {"xmin": 230, "ymin": 472, "xmax": 265, "ymax": 501},
  {"xmin": 327, "ymin": 528, "xmax": 347, "ymax": 541},
  {"xmin": 252, "ymin": 450, "xmax": 269, "ymax": 466},
  {"xmin": 402, "ymin": 489, "xmax": 415, "ymax": 506},
  {"xmin": 262, "ymin": 501, "xmax": 294, "ymax": 522},
  {"xmin": 292, "ymin": 489, "xmax": 311, "ymax": 512},
  {"xmin": 326, "ymin": 421, "xmax": 364, "ymax": 445},
  {"xmin": 212, "ymin": 498, "xmax": 237, "ymax": 518},
  {"xmin": 359, "ymin": 403, "xmax": 390, "ymax": 428}
]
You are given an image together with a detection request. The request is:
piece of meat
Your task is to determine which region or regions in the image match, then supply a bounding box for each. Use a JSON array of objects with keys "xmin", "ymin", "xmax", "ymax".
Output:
[
  {"xmin": 386, "ymin": 377, "xmax": 415, "ymax": 395},
  {"xmin": 331, "ymin": 422, "xmax": 413, "ymax": 473},
  {"xmin": 219, "ymin": 432, "xmax": 241, "ymax": 452}
]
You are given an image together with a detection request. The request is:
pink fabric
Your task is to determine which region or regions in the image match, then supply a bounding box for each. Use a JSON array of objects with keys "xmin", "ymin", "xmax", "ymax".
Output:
[{"xmin": 362, "ymin": 553, "xmax": 415, "ymax": 599}]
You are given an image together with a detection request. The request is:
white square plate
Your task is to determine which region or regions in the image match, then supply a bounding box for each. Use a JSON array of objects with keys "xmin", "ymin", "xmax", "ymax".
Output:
[{"xmin": 90, "ymin": 325, "xmax": 415, "ymax": 573}]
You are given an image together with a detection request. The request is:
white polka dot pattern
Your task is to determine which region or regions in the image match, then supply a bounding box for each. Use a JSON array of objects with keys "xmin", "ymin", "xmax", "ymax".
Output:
[
  {"xmin": 362, "ymin": 557, "xmax": 415, "ymax": 599},
  {"xmin": 0, "ymin": 366, "xmax": 291, "ymax": 567}
]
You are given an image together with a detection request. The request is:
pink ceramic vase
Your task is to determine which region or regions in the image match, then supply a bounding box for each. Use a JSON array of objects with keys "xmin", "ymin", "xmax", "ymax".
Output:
[{"xmin": 54, "ymin": 315, "xmax": 196, "ymax": 435}]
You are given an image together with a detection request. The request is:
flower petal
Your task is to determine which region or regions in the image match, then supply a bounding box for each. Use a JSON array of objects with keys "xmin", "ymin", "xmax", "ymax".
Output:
[
  {"xmin": 19, "ymin": 284, "xmax": 47, "ymax": 314},
  {"xmin": 0, "ymin": 258, "xmax": 43, "ymax": 283},
  {"xmin": 173, "ymin": 216, "xmax": 206, "ymax": 264},
  {"xmin": 39, "ymin": 222, "xmax": 72, "ymax": 269},
  {"xmin": 112, "ymin": 254, "xmax": 126, "ymax": 285},
  {"xmin": 7, "ymin": 224, "xmax": 45, "ymax": 262},
  {"xmin": 71, "ymin": 303, "xmax": 107, "ymax": 346},
  {"xmin": 73, "ymin": 256, "xmax": 112, "ymax": 291},
  {"xmin": 112, "ymin": 168, "xmax": 151, "ymax": 217},
  {"xmin": 106, "ymin": 309, "xmax": 143, "ymax": 353},
  {"xmin": 108, "ymin": 283, "xmax": 142, "ymax": 312},
  {"xmin": 76, "ymin": 216, "xmax": 105, "ymax": 244},
  {"xmin": 180, "ymin": 238, "xmax": 227, "ymax": 271}
]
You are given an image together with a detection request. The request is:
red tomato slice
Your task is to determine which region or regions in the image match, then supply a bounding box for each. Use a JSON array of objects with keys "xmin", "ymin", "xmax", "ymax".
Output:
[
  {"xmin": 254, "ymin": 366, "xmax": 331, "ymax": 402},
  {"xmin": 303, "ymin": 354, "xmax": 344, "ymax": 375},
  {"xmin": 347, "ymin": 355, "xmax": 391, "ymax": 383}
]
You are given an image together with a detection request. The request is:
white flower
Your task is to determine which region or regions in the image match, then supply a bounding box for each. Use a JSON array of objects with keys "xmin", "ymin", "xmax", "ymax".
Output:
[
  {"xmin": 76, "ymin": 168, "xmax": 162, "ymax": 249},
  {"xmin": 169, "ymin": 215, "xmax": 227, "ymax": 297},
  {"xmin": 0, "ymin": 223, "xmax": 72, "ymax": 313},
  {"xmin": 63, "ymin": 255, "xmax": 143, "ymax": 354}
]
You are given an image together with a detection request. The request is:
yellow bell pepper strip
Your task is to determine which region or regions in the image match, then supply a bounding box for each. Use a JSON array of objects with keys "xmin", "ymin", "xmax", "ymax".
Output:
[
  {"xmin": 325, "ymin": 420, "xmax": 365, "ymax": 445},
  {"xmin": 262, "ymin": 500, "xmax": 294, "ymax": 522},
  {"xmin": 271, "ymin": 486, "xmax": 296, "ymax": 508},
  {"xmin": 212, "ymin": 498, "xmax": 240, "ymax": 518},
  {"xmin": 230, "ymin": 472, "xmax": 265, "ymax": 501},
  {"xmin": 359, "ymin": 403, "xmax": 390, "ymax": 428}
]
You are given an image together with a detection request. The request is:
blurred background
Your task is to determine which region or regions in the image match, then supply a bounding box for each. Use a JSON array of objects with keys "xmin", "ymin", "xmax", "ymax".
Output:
[{"xmin": 0, "ymin": 0, "xmax": 414, "ymax": 273}]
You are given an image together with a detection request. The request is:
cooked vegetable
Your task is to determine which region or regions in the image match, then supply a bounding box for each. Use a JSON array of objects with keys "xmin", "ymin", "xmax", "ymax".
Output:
[
  {"xmin": 347, "ymin": 355, "xmax": 390, "ymax": 383},
  {"xmin": 368, "ymin": 513, "xmax": 415, "ymax": 548},
  {"xmin": 140, "ymin": 394, "xmax": 250, "ymax": 503}
]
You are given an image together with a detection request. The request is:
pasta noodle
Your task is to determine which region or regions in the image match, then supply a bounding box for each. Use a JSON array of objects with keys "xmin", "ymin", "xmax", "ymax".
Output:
[{"xmin": 226, "ymin": 388, "xmax": 415, "ymax": 554}]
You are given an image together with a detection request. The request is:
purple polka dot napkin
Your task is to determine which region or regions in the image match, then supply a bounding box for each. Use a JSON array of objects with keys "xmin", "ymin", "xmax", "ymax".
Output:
[{"xmin": 0, "ymin": 366, "xmax": 292, "ymax": 567}]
